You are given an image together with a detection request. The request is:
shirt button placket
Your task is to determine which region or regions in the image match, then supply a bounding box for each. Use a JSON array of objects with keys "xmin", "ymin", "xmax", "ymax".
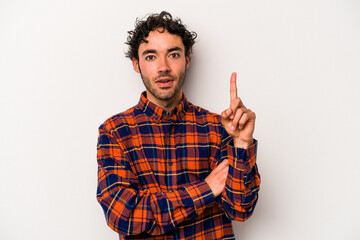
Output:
[{"xmin": 168, "ymin": 124, "xmax": 175, "ymax": 166}]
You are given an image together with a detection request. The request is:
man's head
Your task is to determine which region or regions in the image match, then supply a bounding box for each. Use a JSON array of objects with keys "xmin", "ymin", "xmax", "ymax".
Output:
[
  {"xmin": 126, "ymin": 11, "xmax": 197, "ymax": 110},
  {"xmin": 125, "ymin": 11, "xmax": 197, "ymax": 61}
]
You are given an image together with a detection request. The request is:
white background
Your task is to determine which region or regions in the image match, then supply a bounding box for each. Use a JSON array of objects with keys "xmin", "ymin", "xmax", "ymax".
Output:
[{"xmin": 1, "ymin": 0, "xmax": 359, "ymax": 239}]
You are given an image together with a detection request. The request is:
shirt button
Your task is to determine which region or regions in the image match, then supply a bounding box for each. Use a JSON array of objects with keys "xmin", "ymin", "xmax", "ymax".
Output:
[
  {"xmin": 169, "ymin": 162, "xmax": 173, "ymax": 166},
  {"xmin": 169, "ymin": 130, "xmax": 173, "ymax": 134}
]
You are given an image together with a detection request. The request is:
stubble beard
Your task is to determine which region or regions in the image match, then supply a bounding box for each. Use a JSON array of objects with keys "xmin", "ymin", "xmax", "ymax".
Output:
[{"xmin": 140, "ymin": 70, "xmax": 186, "ymax": 101}]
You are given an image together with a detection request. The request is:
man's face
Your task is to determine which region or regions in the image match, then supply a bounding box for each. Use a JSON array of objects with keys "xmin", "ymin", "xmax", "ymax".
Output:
[{"xmin": 132, "ymin": 29, "xmax": 190, "ymax": 106}]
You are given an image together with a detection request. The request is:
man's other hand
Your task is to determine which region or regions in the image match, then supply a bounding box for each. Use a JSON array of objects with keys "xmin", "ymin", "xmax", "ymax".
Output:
[
  {"xmin": 205, "ymin": 160, "xmax": 229, "ymax": 197},
  {"xmin": 221, "ymin": 72, "xmax": 256, "ymax": 149}
]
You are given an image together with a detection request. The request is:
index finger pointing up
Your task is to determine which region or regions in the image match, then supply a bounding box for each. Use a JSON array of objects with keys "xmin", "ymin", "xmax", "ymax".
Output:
[{"xmin": 230, "ymin": 72, "xmax": 238, "ymax": 102}]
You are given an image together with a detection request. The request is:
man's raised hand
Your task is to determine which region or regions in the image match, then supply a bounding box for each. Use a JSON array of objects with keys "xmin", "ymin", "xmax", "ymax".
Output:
[{"xmin": 221, "ymin": 72, "xmax": 256, "ymax": 149}]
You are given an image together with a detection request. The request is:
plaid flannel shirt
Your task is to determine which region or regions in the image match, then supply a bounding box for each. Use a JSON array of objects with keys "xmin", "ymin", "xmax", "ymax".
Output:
[{"xmin": 97, "ymin": 92, "xmax": 260, "ymax": 239}]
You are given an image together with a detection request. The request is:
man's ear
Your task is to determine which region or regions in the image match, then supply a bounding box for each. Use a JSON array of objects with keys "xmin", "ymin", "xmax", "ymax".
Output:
[
  {"xmin": 185, "ymin": 55, "xmax": 190, "ymax": 69},
  {"xmin": 132, "ymin": 58, "xmax": 140, "ymax": 73}
]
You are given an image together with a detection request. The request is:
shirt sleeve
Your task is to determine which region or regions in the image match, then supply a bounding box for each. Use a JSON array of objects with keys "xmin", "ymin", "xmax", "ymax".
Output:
[
  {"xmin": 96, "ymin": 125, "xmax": 215, "ymax": 236},
  {"xmin": 214, "ymin": 127, "xmax": 261, "ymax": 222}
]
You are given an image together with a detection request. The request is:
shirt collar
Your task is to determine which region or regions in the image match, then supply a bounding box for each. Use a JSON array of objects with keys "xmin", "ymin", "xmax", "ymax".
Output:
[{"xmin": 137, "ymin": 91, "xmax": 189, "ymax": 122}]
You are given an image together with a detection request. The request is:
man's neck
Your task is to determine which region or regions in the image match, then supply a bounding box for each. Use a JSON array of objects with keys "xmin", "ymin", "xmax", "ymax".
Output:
[{"xmin": 146, "ymin": 90, "xmax": 183, "ymax": 113}]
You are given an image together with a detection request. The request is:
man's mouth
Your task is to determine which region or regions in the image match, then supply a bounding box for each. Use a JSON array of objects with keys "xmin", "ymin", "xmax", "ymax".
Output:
[{"xmin": 155, "ymin": 77, "xmax": 174, "ymax": 88}]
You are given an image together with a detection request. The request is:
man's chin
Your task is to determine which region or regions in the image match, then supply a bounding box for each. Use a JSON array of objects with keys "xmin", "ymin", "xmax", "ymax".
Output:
[
  {"xmin": 155, "ymin": 89, "xmax": 176, "ymax": 100},
  {"xmin": 156, "ymin": 94, "xmax": 175, "ymax": 101}
]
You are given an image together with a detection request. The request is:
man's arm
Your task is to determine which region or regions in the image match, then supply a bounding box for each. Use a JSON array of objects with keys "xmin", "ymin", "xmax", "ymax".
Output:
[
  {"xmin": 206, "ymin": 133, "xmax": 260, "ymax": 221},
  {"xmin": 206, "ymin": 72, "xmax": 260, "ymax": 221},
  {"xmin": 221, "ymin": 137, "xmax": 260, "ymax": 221},
  {"xmin": 96, "ymin": 125, "xmax": 215, "ymax": 236}
]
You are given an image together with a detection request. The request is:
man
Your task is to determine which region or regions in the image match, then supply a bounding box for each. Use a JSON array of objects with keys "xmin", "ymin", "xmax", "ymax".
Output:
[{"xmin": 97, "ymin": 11, "xmax": 260, "ymax": 239}]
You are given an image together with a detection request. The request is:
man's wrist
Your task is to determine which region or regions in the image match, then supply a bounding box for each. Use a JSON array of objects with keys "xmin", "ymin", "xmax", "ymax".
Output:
[{"xmin": 233, "ymin": 138, "xmax": 254, "ymax": 149}]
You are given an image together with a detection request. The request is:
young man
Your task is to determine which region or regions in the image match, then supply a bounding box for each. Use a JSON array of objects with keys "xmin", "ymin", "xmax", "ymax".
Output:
[{"xmin": 97, "ymin": 11, "xmax": 260, "ymax": 239}]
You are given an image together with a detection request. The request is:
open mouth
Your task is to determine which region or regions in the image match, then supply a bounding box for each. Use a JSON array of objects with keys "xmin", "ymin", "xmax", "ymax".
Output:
[{"xmin": 156, "ymin": 78, "xmax": 174, "ymax": 87}]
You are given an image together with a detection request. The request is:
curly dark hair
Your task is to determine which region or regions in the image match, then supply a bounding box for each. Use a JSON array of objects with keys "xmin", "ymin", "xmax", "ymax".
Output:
[{"xmin": 125, "ymin": 11, "xmax": 197, "ymax": 60}]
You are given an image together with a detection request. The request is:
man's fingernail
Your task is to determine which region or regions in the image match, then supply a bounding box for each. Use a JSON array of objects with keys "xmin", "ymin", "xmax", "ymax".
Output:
[{"xmin": 231, "ymin": 126, "xmax": 235, "ymax": 131}]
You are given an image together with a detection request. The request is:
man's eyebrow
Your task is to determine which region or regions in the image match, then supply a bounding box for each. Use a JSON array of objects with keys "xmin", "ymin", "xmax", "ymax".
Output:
[
  {"xmin": 141, "ymin": 47, "xmax": 183, "ymax": 57},
  {"xmin": 142, "ymin": 49, "xmax": 157, "ymax": 56},
  {"xmin": 168, "ymin": 47, "xmax": 183, "ymax": 53}
]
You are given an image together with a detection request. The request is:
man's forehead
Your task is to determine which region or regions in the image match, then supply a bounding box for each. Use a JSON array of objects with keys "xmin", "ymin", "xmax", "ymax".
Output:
[{"xmin": 139, "ymin": 29, "xmax": 184, "ymax": 51}]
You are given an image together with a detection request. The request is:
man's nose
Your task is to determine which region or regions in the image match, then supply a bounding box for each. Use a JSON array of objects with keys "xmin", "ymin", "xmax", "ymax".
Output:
[{"xmin": 157, "ymin": 57, "xmax": 170, "ymax": 73}]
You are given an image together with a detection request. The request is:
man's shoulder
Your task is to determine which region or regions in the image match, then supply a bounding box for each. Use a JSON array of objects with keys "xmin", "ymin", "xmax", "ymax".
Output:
[
  {"xmin": 99, "ymin": 105, "xmax": 138, "ymax": 132},
  {"xmin": 187, "ymin": 101, "xmax": 221, "ymax": 123}
]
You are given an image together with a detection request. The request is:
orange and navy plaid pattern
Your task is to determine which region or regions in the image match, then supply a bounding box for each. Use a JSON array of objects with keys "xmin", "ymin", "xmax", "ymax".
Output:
[{"xmin": 97, "ymin": 92, "xmax": 260, "ymax": 239}]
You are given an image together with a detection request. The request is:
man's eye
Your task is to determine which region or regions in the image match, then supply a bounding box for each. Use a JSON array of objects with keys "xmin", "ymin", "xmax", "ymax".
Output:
[
  {"xmin": 145, "ymin": 55, "xmax": 155, "ymax": 61},
  {"xmin": 170, "ymin": 53, "xmax": 180, "ymax": 58}
]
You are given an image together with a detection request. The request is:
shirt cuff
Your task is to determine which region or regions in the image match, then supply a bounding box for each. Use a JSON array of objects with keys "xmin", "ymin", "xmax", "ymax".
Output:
[
  {"xmin": 228, "ymin": 139, "xmax": 258, "ymax": 170},
  {"xmin": 184, "ymin": 180, "xmax": 215, "ymax": 215}
]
